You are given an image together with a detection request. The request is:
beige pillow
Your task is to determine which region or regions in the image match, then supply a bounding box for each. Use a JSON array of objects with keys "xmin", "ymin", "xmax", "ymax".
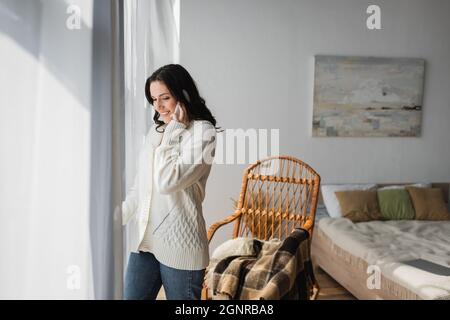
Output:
[
  {"xmin": 406, "ymin": 187, "xmax": 450, "ymax": 221},
  {"xmin": 334, "ymin": 190, "xmax": 382, "ymax": 222}
]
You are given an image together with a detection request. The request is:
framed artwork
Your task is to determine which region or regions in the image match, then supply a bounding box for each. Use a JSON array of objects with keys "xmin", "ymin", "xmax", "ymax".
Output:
[{"xmin": 312, "ymin": 55, "xmax": 425, "ymax": 137}]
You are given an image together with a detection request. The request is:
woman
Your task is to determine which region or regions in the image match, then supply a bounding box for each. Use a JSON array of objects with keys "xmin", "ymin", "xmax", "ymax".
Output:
[{"xmin": 122, "ymin": 64, "xmax": 219, "ymax": 300}]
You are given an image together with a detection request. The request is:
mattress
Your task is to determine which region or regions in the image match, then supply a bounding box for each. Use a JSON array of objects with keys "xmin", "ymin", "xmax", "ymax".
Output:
[{"xmin": 312, "ymin": 217, "xmax": 450, "ymax": 300}]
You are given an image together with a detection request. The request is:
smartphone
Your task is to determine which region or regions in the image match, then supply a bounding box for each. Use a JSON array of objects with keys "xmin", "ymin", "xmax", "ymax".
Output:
[{"xmin": 173, "ymin": 102, "xmax": 181, "ymax": 119}]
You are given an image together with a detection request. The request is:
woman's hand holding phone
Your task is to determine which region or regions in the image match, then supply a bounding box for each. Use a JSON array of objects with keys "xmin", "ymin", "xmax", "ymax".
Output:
[{"xmin": 171, "ymin": 102, "xmax": 189, "ymax": 126}]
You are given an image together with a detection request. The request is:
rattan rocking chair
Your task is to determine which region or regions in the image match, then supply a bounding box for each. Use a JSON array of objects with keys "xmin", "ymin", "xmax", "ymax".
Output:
[{"xmin": 201, "ymin": 156, "xmax": 321, "ymax": 300}]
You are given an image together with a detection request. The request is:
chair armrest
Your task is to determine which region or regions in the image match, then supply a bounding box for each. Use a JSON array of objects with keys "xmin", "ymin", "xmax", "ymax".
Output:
[
  {"xmin": 302, "ymin": 218, "xmax": 313, "ymax": 232},
  {"xmin": 207, "ymin": 210, "xmax": 241, "ymax": 243}
]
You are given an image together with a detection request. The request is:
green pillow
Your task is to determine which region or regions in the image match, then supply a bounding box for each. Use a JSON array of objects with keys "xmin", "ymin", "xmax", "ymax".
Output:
[{"xmin": 377, "ymin": 189, "xmax": 415, "ymax": 220}]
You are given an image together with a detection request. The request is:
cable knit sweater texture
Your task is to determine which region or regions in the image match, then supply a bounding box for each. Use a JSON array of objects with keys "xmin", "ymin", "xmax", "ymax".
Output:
[{"xmin": 122, "ymin": 120, "xmax": 217, "ymax": 270}]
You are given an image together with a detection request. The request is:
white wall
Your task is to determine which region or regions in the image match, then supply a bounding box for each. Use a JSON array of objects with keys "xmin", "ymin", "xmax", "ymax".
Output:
[{"xmin": 180, "ymin": 0, "xmax": 450, "ymax": 250}]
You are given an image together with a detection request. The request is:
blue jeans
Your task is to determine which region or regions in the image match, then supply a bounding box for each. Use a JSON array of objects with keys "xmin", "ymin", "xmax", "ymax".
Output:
[{"xmin": 124, "ymin": 251, "xmax": 205, "ymax": 300}]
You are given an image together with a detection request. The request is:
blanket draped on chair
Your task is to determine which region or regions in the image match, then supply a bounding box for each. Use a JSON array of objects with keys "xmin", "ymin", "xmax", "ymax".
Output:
[{"xmin": 211, "ymin": 228, "xmax": 316, "ymax": 300}]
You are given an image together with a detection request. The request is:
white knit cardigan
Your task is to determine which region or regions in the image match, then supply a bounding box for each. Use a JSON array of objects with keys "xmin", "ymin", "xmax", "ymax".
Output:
[{"xmin": 122, "ymin": 120, "xmax": 217, "ymax": 270}]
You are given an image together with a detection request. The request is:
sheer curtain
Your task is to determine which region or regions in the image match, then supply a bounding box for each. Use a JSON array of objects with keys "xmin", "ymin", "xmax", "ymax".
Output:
[
  {"xmin": 0, "ymin": 0, "xmax": 178, "ymax": 299},
  {"xmin": 122, "ymin": 0, "xmax": 180, "ymax": 267},
  {"xmin": 0, "ymin": 0, "xmax": 123, "ymax": 299}
]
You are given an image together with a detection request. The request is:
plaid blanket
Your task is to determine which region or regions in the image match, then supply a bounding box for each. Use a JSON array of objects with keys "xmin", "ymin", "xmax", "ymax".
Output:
[{"xmin": 211, "ymin": 228, "xmax": 317, "ymax": 300}]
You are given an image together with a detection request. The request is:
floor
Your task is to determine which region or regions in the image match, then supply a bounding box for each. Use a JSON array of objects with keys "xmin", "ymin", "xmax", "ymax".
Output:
[
  {"xmin": 156, "ymin": 287, "xmax": 166, "ymax": 300},
  {"xmin": 315, "ymin": 266, "xmax": 356, "ymax": 300}
]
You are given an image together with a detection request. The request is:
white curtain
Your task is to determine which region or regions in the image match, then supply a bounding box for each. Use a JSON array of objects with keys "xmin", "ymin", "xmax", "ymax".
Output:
[
  {"xmin": 0, "ymin": 0, "xmax": 178, "ymax": 299},
  {"xmin": 122, "ymin": 0, "xmax": 180, "ymax": 266},
  {"xmin": 0, "ymin": 0, "xmax": 123, "ymax": 299}
]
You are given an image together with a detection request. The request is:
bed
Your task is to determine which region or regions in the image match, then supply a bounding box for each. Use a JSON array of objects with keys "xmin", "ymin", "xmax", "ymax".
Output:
[{"xmin": 311, "ymin": 183, "xmax": 450, "ymax": 300}]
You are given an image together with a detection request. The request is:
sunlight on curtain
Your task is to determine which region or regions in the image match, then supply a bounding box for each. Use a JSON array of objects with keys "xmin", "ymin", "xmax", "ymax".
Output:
[
  {"xmin": 122, "ymin": 0, "xmax": 180, "ymax": 266},
  {"xmin": 0, "ymin": 0, "xmax": 95, "ymax": 299}
]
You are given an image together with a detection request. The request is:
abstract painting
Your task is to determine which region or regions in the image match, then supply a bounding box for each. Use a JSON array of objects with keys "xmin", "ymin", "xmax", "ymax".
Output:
[{"xmin": 312, "ymin": 56, "xmax": 425, "ymax": 137}]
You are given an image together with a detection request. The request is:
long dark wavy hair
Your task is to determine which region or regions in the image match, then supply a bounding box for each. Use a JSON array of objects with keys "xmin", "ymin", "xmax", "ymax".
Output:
[{"xmin": 145, "ymin": 64, "xmax": 220, "ymax": 132}]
